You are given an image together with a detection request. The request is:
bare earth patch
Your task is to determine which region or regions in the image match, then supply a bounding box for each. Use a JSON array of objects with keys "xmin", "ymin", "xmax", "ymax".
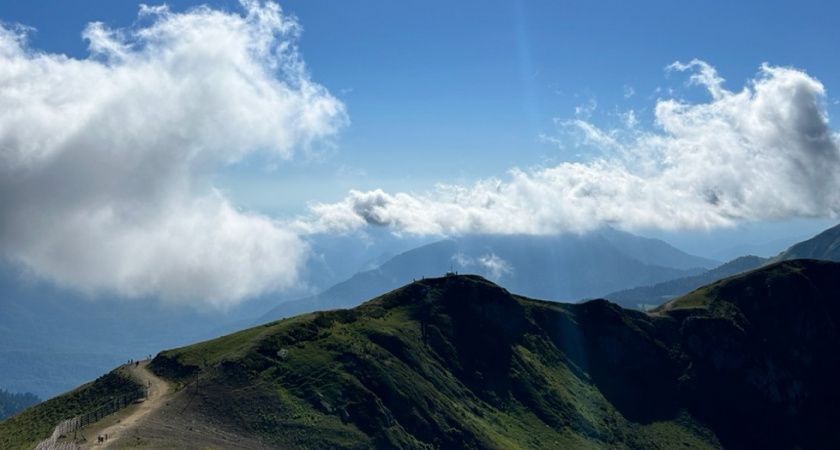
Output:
[{"xmin": 76, "ymin": 360, "xmax": 273, "ymax": 450}]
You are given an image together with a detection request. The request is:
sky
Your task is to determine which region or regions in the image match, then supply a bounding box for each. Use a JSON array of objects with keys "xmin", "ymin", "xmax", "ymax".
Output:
[{"xmin": 1, "ymin": 0, "xmax": 839, "ymax": 307}]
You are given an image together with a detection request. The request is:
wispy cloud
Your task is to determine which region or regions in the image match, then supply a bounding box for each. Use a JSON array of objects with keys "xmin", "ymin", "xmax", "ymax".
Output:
[
  {"xmin": 0, "ymin": 1, "xmax": 346, "ymax": 307},
  {"xmin": 477, "ymin": 253, "xmax": 514, "ymax": 280},
  {"xmin": 303, "ymin": 61, "xmax": 840, "ymax": 236},
  {"xmin": 574, "ymin": 96, "xmax": 598, "ymax": 119},
  {"xmin": 451, "ymin": 252, "xmax": 513, "ymax": 281}
]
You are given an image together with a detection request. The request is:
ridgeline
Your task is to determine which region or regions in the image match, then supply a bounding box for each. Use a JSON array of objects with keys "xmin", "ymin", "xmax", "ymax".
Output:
[{"xmin": 4, "ymin": 260, "xmax": 840, "ymax": 449}]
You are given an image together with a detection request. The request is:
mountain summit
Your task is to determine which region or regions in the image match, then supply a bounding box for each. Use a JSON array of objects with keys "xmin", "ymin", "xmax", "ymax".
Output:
[
  {"xmin": 4, "ymin": 260, "xmax": 839, "ymax": 449},
  {"xmin": 260, "ymin": 229, "xmax": 715, "ymax": 323}
]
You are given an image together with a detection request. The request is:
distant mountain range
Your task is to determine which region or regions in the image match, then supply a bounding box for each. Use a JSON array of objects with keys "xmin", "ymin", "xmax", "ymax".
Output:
[
  {"xmin": 6, "ymin": 259, "xmax": 839, "ymax": 448},
  {"xmin": 769, "ymin": 221, "xmax": 840, "ymax": 261},
  {"xmin": 6, "ymin": 227, "xmax": 712, "ymax": 400},
  {"xmin": 3, "ymin": 222, "xmax": 838, "ymax": 402},
  {"xmin": 259, "ymin": 228, "xmax": 717, "ymax": 323},
  {"xmin": 605, "ymin": 255, "xmax": 768, "ymax": 309},
  {"xmin": 606, "ymin": 222, "xmax": 840, "ymax": 309}
]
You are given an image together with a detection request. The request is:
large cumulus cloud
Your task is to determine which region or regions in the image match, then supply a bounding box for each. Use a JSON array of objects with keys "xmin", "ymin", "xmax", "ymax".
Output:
[
  {"xmin": 0, "ymin": 1, "xmax": 346, "ymax": 307},
  {"xmin": 302, "ymin": 61, "xmax": 840, "ymax": 235}
]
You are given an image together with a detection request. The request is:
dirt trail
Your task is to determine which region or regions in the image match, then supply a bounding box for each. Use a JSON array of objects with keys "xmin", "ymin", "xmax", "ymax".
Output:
[{"xmin": 80, "ymin": 360, "xmax": 170, "ymax": 449}]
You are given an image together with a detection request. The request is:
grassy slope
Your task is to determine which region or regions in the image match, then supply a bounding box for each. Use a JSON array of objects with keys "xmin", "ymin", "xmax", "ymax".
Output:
[
  {"xmin": 655, "ymin": 259, "xmax": 840, "ymax": 449},
  {"xmin": 771, "ymin": 222, "xmax": 840, "ymax": 262},
  {"xmin": 150, "ymin": 276, "xmax": 720, "ymax": 449},
  {"xmin": 7, "ymin": 261, "xmax": 839, "ymax": 449},
  {"xmin": 0, "ymin": 368, "xmax": 141, "ymax": 450},
  {"xmin": 605, "ymin": 255, "xmax": 766, "ymax": 309}
]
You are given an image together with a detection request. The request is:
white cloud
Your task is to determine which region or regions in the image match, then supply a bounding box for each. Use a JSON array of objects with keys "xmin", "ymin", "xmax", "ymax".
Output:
[
  {"xmin": 450, "ymin": 252, "xmax": 512, "ymax": 281},
  {"xmin": 451, "ymin": 252, "xmax": 472, "ymax": 269},
  {"xmin": 477, "ymin": 253, "xmax": 513, "ymax": 281},
  {"xmin": 538, "ymin": 133, "xmax": 565, "ymax": 149},
  {"xmin": 303, "ymin": 61, "xmax": 840, "ymax": 236},
  {"xmin": 619, "ymin": 110, "xmax": 637, "ymax": 129},
  {"xmin": 0, "ymin": 1, "xmax": 346, "ymax": 307},
  {"xmin": 574, "ymin": 96, "xmax": 598, "ymax": 119},
  {"xmin": 667, "ymin": 59, "xmax": 726, "ymax": 100}
]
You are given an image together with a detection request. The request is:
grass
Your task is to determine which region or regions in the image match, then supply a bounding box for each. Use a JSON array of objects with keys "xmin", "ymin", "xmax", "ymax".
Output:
[
  {"xmin": 146, "ymin": 276, "xmax": 723, "ymax": 449},
  {"xmin": 0, "ymin": 367, "xmax": 142, "ymax": 450},
  {"xmin": 13, "ymin": 262, "xmax": 840, "ymax": 448}
]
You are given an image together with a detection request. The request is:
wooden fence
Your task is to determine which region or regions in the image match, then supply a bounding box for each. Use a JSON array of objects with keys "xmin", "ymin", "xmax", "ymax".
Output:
[{"xmin": 32, "ymin": 387, "xmax": 146, "ymax": 450}]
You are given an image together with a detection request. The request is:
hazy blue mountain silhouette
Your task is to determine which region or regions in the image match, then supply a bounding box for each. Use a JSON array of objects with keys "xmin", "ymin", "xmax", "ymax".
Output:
[
  {"xmin": 605, "ymin": 255, "xmax": 767, "ymax": 309},
  {"xmin": 259, "ymin": 229, "xmax": 716, "ymax": 323},
  {"xmin": 605, "ymin": 221, "xmax": 840, "ymax": 310},
  {"xmin": 771, "ymin": 222, "xmax": 840, "ymax": 262}
]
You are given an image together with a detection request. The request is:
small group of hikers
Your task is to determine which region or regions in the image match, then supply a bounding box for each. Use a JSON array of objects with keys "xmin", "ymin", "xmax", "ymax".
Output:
[
  {"xmin": 127, "ymin": 355, "xmax": 153, "ymax": 367},
  {"xmin": 97, "ymin": 433, "xmax": 108, "ymax": 443}
]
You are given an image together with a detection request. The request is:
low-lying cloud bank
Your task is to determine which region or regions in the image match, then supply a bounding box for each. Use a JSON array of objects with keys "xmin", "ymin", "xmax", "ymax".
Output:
[
  {"xmin": 303, "ymin": 61, "xmax": 840, "ymax": 235},
  {"xmin": 0, "ymin": 1, "xmax": 346, "ymax": 307}
]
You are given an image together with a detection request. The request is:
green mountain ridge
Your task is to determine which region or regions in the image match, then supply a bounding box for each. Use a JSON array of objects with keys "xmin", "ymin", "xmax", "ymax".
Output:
[
  {"xmin": 770, "ymin": 222, "xmax": 840, "ymax": 261},
  {"xmin": 4, "ymin": 260, "xmax": 840, "ymax": 449},
  {"xmin": 0, "ymin": 369, "xmax": 141, "ymax": 449},
  {"xmin": 148, "ymin": 275, "xmax": 714, "ymax": 449},
  {"xmin": 605, "ymin": 255, "xmax": 768, "ymax": 309},
  {"xmin": 259, "ymin": 231, "xmax": 713, "ymax": 324},
  {"xmin": 605, "ymin": 222, "xmax": 840, "ymax": 310}
]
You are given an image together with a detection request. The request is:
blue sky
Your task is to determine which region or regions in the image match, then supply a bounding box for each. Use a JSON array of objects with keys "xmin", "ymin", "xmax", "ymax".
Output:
[
  {"xmin": 7, "ymin": 1, "xmax": 840, "ymax": 207},
  {"xmin": 1, "ymin": 0, "xmax": 839, "ymax": 305},
  {"xmin": 224, "ymin": 0, "xmax": 840, "ymax": 212}
]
